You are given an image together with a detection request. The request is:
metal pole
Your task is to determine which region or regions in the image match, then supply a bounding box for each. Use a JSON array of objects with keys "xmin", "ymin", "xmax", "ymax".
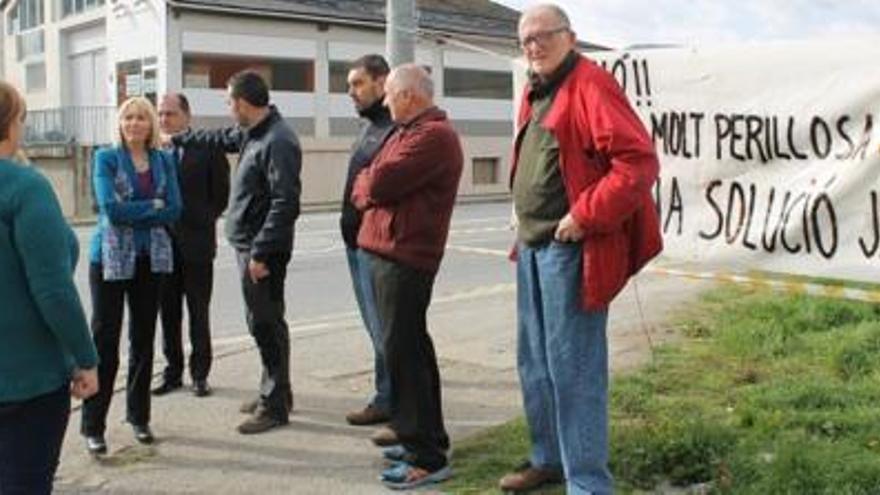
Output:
[{"xmin": 386, "ymin": 0, "xmax": 416, "ymax": 67}]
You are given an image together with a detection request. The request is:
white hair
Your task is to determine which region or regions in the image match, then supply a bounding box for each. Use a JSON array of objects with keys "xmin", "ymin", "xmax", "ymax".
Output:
[
  {"xmin": 519, "ymin": 3, "xmax": 572, "ymax": 29},
  {"xmin": 389, "ymin": 64, "xmax": 434, "ymax": 100}
]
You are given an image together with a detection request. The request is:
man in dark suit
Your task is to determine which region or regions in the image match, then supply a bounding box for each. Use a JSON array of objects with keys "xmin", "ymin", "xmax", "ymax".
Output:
[{"xmin": 153, "ymin": 93, "xmax": 230, "ymax": 397}]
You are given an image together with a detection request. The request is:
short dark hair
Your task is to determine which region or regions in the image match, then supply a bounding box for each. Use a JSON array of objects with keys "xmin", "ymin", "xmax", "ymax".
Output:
[
  {"xmin": 350, "ymin": 54, "xmax": 390, "ymax": 80},
  {"xmin": 175, "ymin": 93, "xmax": 191, "ymax": 115},
  {"xmin": 227, "ymin": 70, "xmax": 270, "ymax": 107}
]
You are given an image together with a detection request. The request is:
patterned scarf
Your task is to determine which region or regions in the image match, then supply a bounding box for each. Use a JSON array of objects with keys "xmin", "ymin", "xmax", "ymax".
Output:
[{"xmin": 100, "ymin": 149, "xmax": 173, "ymax": 280}]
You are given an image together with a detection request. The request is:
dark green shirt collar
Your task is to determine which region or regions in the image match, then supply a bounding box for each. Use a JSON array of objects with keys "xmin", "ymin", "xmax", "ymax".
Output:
[{"xmin": 527, "ymin": 51, "xmax": 579, "ymax": 101}]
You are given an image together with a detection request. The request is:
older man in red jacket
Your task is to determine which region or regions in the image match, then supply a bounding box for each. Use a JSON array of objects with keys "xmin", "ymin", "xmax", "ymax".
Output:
[
  {"xmin": 351, "ymin": 63, "xmax": 463, "ymax": 490},
  {"xmin": 499, "ymin": 4, "xmax": 662, "ymax": 495}
]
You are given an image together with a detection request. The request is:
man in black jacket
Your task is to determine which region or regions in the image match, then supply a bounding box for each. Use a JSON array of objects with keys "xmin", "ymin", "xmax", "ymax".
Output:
[
  {"xmin": 339, "ymin": 54, "xmax": 396, "ymax": 428},
  {"xmin": 153, "ymin": 93, "xmax": 230, "ymax": 399},
  {"xmin": 172, "ymin": 71, "xmax": 301, "ymax": 434}
]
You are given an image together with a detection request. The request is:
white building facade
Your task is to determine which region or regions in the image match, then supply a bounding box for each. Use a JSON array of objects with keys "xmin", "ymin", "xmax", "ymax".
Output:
[{"xmin": 2, "ymin": 0, "xmax": 523, "ymax": 203}]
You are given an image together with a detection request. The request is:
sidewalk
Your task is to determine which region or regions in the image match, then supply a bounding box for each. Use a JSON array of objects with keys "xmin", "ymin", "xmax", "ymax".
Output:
[{"xmin": 54, "ymin": 271, "xmax": 710, "ymax": 494}]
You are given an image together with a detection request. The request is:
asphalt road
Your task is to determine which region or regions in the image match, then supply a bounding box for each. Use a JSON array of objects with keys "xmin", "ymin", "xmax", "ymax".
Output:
[{"xmin": 72, "ymin": 201, "xmax": 517, "ymax": 346}]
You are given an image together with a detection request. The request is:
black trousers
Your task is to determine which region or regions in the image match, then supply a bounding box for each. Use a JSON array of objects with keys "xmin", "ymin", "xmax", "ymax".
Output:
[
  {"xmin": 0, "ymin": 385, "xmax": 69, "ymax": 495},
  {"xmin": 159, "ymin": 251, "xmax": 214, "ymax": 384},
  {"xmin": 236, "ymin": 251, "xmax": 292, "ymax": 420},
  {"xmin": 370, "ymin": 254, "xmax": 450, "ymax": 471},
  {"xmin": 81, "ymin": 258, "xmax": 161, "ymax": 436}
]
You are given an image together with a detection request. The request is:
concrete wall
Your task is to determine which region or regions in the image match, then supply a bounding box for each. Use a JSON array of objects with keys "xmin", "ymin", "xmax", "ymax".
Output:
[{"xmin": 25, "ymin": 143, "xmax": 93, "ymax": 218}]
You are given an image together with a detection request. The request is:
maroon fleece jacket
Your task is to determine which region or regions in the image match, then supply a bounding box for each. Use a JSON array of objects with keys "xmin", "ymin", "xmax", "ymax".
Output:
[{"xmin": 351, "ymin": 106, "xmax": 463, "ymax": 274}]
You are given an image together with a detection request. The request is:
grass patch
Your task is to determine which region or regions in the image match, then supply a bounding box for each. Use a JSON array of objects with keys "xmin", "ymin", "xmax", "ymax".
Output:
[{"xmin": 448, "ymin": 286, "xmax": 880, "ymax": 494}]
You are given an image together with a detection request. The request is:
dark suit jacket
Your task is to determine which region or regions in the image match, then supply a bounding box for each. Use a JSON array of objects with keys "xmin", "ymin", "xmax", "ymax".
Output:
[{"xmin": 171, "ymin": 136, "xmax": 230, "ymax": 263}]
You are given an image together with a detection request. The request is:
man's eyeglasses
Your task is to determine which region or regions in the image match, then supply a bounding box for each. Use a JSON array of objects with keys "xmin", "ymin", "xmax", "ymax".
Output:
[{"xmin": 519, "ymin": 26, "xmax": 569, "ymax": 49}]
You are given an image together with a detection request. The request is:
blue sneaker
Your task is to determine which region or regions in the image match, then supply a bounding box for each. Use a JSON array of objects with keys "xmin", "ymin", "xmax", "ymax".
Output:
[
  {"xmin": 379, "ymin": 461, "xmax": 410, "ymax": 481},
  {"xmin": 381, "ymin": 462, "xmax": 452, "ymax": 490},
  {"xmin": 383, "ymin": 445, "xmax": 411, "ymax": 462}
]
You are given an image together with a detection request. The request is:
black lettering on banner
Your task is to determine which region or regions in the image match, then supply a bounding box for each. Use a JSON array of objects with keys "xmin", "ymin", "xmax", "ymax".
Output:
[
  {"xmin": 599, "ymin": 55, "xmax": 653, "ymax": 107},
  {"xmin": 654, "ymin": 175, "xmax": 684, "ymax": 236},
  {"xmin": 692, "ymin": 112, "xmax": 703, "ymax": 158},
  {"xmin": 651, "ymin": 113, "xmax": 668, "ymax": 154},
  {"xmin": 859, "ymin": 191, "xmax": 879, "ymax": 258},
  {"xmin": 802, "ymin": 191, "xmax": 813, "ymax": 254},
  {"xmin": 715, "ymin": 115, "xmax": 730, "ymax": 160},
  {"xmin": 666, "ymin": 176, "xmax": 683, "ymax": 235},
  {"xmin": 780, "ymin": 192, "xmax": 808, "ymax": 254},
  {"xmin": 761, "ymin": 187, "xmax": 789, "ymax": 252},
  {"xmin": 741, "ymin": 182, "xmax": 759, "ymax": 250},
  {"xmin": 835, "ymin": 116, "xmax": 855, "ymax": 160},
  {"xmin": 729, "ymin": 114, "xmax": 746, "ymax": 161},
  {"xmin": 787, "ymin": 116, "xmax": 809, "ymax": 160},
  {"xmin": 851, "ymin": 114, "xmax": 874, "ymax": 161},
  {"xmin": 745, "ymin": 116, "xmax": 768, "ymax": 163},
  {"xmin": 698, "ymin": 180, "xmax": 839, "ymax": 259},
  {"xmin": 612, "ymin": 59, "xmax": 627, "ymax": 96},
  {"xmin": 771, "ymin": 117, "xmax": 792, "ymax": 160},
  {"xmin": 715, "ymin": 114, "xmax": 748, "ymax": 162},
  {"xmin": 653, "ymin": 110, "xmax": 875, "ymax": 162},
  {"xmin": 642, "ymin": 59, "xmax": 652, "ymax": 106},
  {"xmin": 810, "ymin": 193, "xmax": 837, "ymax": 259},
  {"xmin": 725, "ymin": 182, "xmax": 747, "ymax": 244},
  {"xmin": 810, "ymin": 117, "xmax": 832, "ymax": 159},
  {"xmin": 700, "ymin": 180, "xmax": 723, "ymax": 240},
  {"xmin": 651, "ymin": 111, "xmax": 703, "ymax": 159},
  {"xmin": 669, "ymin": 113, "xmax": 684, "ymax": 157}
]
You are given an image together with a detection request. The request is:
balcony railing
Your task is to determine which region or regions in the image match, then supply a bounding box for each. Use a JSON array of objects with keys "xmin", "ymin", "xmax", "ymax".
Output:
[{"xmin": 25, "ymin": 106, "xmax": 116, "ymax": 146}]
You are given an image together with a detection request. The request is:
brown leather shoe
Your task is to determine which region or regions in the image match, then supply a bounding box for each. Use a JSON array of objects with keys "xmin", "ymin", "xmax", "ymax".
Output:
[
  {"xmin": 239, "ymin": 394, "xmax": 293, "ymax": 414},
  {"xmin": 498, "ymin": 461, "xmax": 564, "ymax": 492},
  {"xmin": 239, "ymin": 398, "xmax": 259, "ymax": 414},
  {"xmin": 346, "ymin": 404, "xmax": 390, "ymax": 426},
  {"xmin": 237, "ymin": 412, "xmax": 288, "ymax": 435},
  {"xmin": 370, "ymin": 425, "xmax": 400, "ymax": 446}
]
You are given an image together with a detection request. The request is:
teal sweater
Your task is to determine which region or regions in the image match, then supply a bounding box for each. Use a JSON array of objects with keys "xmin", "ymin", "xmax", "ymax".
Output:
[{"xmin": 0, "ymin": 158, "xmax": 98, "ymax": 402}]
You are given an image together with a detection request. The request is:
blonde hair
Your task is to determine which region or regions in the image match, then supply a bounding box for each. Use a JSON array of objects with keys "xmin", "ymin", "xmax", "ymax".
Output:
[
  {"xmin": 0, "ymin": 81, "xmax": 25, "ymax": 143},
  {"xmin": 116, "ymin": 96, "xmax": 160, "ymax": 149}
]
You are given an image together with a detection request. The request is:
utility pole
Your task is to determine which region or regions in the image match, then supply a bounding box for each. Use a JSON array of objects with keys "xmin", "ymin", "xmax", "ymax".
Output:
[{"xmin": 386, "ymin": 0, "xmax": 416, "ymax": 67}]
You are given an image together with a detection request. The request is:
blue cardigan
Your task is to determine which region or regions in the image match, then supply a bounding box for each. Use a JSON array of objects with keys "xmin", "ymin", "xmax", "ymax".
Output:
[
  {"xmin": 89, "ymin": 146, "xmax": 181, "ymax": 268},
  {"xmin": 0, "ymin": 159, "xmax": 98, "ymax": 402}
]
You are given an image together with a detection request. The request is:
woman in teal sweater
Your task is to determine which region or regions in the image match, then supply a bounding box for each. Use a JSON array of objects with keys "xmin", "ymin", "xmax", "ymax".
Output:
[
  {"xmin": 0, "ymin": 83, "xmax": 98, "ymax": 494},
  {"xmin": 80, "ymin": 96, "xmax": 181, "ymax": 455}
]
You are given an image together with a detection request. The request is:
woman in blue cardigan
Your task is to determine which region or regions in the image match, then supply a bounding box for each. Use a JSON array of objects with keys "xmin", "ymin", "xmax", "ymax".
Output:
[
  {"xmin": 81, "ymin": 96, "xmax": 181, "ymax": 454},
  {"xmin": 0, "ymin": 82, "xmax": 98, "ymax": 493}
]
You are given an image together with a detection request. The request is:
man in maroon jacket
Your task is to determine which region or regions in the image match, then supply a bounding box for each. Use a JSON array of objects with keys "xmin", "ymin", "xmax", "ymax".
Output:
[
  {"xmin": 499, "ymin": 4, "xmax": 662, "ymax": 494},
  {"xmin": 351, "ymin": 63, "xmax": 463, "ymax": 490}
]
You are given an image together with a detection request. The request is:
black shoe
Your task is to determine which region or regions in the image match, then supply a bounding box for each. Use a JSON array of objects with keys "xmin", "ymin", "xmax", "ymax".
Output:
[
  {"xmin": 192, "ymin": 380, "xmax": 212, "ymax": 397},
  {"xmin": 151, "ymin": 380, "xmax": 182, "ymax": 396},
  {"xmin": 85, "ymin": 435, "xmax": 107, "ymax": 455},
  {"xmin": 237, "ymin": 413, "xmax": 288, "ymax": 435},
  {"xmin": 132, "ymin": 424, "xmax": 155, "ymax": 444}
]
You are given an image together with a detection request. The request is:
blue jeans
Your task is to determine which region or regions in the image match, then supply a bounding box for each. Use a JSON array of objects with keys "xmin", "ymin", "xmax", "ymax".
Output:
[
  {"xmin": 346, "ymin": 247, "xmax": 390, "ymax": 413},
  {"xmin": 0, "ymin": 384, "xmax": 70, "ymax": 495},
  {"xmin": 517, "ymin": 241, "xmax": 612, "ymax": 495}
]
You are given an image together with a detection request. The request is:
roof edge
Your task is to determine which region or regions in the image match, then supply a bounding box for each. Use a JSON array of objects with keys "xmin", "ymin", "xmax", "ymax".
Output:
[{"xmin": 166, "ymin": 0, "xmax": 518, "ymax": 40}]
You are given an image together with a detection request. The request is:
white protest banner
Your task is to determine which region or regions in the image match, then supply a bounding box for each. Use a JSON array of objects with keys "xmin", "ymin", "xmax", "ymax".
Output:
[{"xmin": 588, "ymin": 38, "xmax": 880, "ymax": 284}]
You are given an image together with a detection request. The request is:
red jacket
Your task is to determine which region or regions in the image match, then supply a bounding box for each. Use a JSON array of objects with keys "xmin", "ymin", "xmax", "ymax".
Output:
[
  {"xmin": 352, "ymin": 107, "xmax": 463, "ymax": 274},
  {"xmin": 512, "ymin": 56, "xmax": 663, "ymax": 310}
]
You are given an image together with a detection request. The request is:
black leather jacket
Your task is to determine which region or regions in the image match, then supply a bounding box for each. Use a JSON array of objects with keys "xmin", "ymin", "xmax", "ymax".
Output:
[
  {"xmin": 340, "ymin": 100, "xmax": 395, "ymax": 248},
  {"xmin": 176, "ymin": 106, "xmax": 301, "ymax": 260}
]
